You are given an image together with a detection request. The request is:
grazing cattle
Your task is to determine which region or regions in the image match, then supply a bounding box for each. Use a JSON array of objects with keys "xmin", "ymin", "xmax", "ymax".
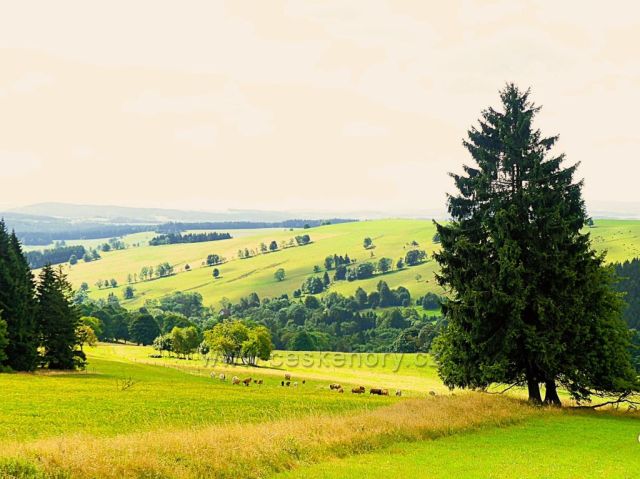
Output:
[
  {"xmin": 232, "ymin": 376, "xmax": 240, "ymax": 385},
  {"xmin": 395, "ymin": 390, "xmax": 402, "ymax": 397},
  {"xmin": 242, "ymin": 377, "xmax": 252, "ymax": 386},
  {"xmin": 381, "ymin": 389, "xmax": 389, "ymax": 396},
  {"xmin": 330, "ymin": 383, "xmax": 342, "ymax": 390},
  {"xmin": 351, "ymin": 386, "xmax": 365, "ymax": 394},
  {"xmin": 338, "ymin": 387, "xmax": 344, "ymax": 393},
  {"xmin": 257, "ymin": 379, "xmax": 263, "ymax": 385},
  {"xmin": 293, "ymin": 381, "xmax": 298, "ymax": 387},
  {"xmin": 285, "ymin": 373, "xmax": 291, "ymax": 381},
  {"xmin": 285, "ymin": 381, "xmax": 290, "ymax": 387},
  {"xmin": 429, "ymin": 390, "xmax": 437, "ymax": 396},
  {"xmin": 369, "ymin": 388, "xmax": 383, "ymax": 395},
  {"xmin": 219, "ymin": 373, "xmax": 226, "ymax": 381}
]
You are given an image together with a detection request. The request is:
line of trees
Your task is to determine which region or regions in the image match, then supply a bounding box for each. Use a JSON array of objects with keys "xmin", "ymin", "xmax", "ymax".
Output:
[
  {"xmin": 25, "ymin": 245, "xmax": 87, "ymax": 269},
  {"xmin": 0, "ymin": 220, "xmax": 85, "ymax": 371},
  {"xmin": 95, "ymin": 278, "xmax": 118, "ymax": 289},
  {"xmin": 238, "ymin": 235, "xmax": 312, "ymax": 259},
  {"xmin": 149, "ymin": 232, "xmax": 232, "ymax": 246},
  {"xmin": 137, "ymin": 263, "xmax": 175, "ymax": 281}
]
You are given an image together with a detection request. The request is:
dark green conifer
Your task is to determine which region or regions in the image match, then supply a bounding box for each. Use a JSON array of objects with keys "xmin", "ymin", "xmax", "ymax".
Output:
[
  {"xmin": 433, "ymin": 84, "xmax": 638, "ymax": 405},
  {"xmin": 0, "ymin": 221, "xmax": 38, "ymax": 371},
  {"xmin": 37, "ymin": 265, "xmax": 83, "ymax": 369}
]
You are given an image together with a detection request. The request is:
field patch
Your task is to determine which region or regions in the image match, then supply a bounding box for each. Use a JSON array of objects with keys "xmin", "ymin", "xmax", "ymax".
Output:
[{"xmin": 277, "ymin": 412, "xmax": 640, "ymax": 478}]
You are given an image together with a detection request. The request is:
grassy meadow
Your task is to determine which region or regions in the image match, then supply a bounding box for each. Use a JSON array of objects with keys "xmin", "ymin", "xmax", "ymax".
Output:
[
  {"xmin": 276, "ymin": 413, "xmax": 640, "ymax": 479},
  {"xmin": 43, "ymin": 219, "xmax": 640, "ymax": 309},
  {"xmin": 2, "ymin": 344, "xmax": 639, "ymax": 478}
]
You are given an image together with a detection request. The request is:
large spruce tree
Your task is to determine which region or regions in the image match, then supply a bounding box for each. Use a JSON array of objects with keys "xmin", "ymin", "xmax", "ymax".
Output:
[
  {"xmin": 433, "ymin": 84, "xmax": 638, "ymax": 405},
  {"xmin": 37, "ymin": 265, "xmax": 84, "ymax": 369},
  {"xmin": 0, "ymin": 220, "xmax": 38, "ymax": 371}
]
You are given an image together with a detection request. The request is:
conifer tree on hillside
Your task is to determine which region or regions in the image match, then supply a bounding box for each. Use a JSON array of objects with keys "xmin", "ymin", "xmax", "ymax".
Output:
[
  {"xmin": 0, "ymin": 220, "xmax": 38, "ymax": 371},
  {"xmin": 433, "ymin": 84, "xmax": 638, "ymax": 405},
  {"xmin": 37, "ymin": 265, "xmax": 84, "ymax": 369},
  {"xmin": 0, "ymin": 314, "xmax": 9, "ymax": 369}
]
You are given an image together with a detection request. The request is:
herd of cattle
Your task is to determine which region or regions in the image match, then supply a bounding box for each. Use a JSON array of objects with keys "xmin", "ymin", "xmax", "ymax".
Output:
[{"xmin": 208, "ymin": 371, "xmax": 432, "ymax": 397}]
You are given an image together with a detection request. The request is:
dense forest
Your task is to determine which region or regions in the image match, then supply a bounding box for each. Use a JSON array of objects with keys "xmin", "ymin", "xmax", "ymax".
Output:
[
  {"xmin": 148, "ymin": 232, "xmax": 232, "ymax": 246},
  {"xmin": 78, "ymin": 284, "xmax": 443, "ymax": 353}
]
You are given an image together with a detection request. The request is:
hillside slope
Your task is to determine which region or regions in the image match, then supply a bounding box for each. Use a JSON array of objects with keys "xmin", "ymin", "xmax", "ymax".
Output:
[{"xmin": 53, "ymin": 219, "xmax": 640, "ymax": 309}]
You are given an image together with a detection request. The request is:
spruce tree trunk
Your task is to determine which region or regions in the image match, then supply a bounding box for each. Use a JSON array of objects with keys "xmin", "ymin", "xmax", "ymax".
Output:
[
  {"xmin": 527, "ymin": 376, "xmax": 542, "ymax": 404},
  {"xmin": 544, "ymin": 380, "xmax": 562, "ymax": 406}
]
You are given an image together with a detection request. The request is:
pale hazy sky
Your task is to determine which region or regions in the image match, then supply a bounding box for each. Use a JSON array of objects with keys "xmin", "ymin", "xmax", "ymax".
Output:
[{"xmin": 1, "ymin": 1, "xmax": 639, "ymax": 213}]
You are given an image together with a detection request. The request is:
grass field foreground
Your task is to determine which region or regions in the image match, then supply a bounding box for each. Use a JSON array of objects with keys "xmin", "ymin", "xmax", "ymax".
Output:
[
  {"xmin": 0, "ymin": 394, "xmax": 536, "ymax": 479},
  {"xmin": 277, "ymin": 413, "xmax": 640, "ymax": 479}
]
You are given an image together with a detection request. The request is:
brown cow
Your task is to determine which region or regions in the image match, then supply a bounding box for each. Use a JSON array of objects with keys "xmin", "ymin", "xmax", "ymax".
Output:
[
  {"xmin": 330, "ymin": 383, "xmax": 342, "ymax": 390},
  {"xmin": 242, "ymin": 377, "xmax": 252, "ymax": 386},
  {"xmin": 284, "ymin": 373, "xmax": 292, "ymax": 381},
  {"xmin": 338, "ymin": 387, "xmax": 344, "ymax": 393},
  {"xmin": 351, "ymin": 386, "xmax": 365, "ymax": 394},
  {"xmin": 369, "ymin": 388, "xmax": 383, "ymax": 395}
]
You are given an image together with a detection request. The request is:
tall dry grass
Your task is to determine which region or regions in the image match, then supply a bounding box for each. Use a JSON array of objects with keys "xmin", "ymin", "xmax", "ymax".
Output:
[{"xmin": 0, "ymin": 393, "xmax": 543, "ymax": 479}]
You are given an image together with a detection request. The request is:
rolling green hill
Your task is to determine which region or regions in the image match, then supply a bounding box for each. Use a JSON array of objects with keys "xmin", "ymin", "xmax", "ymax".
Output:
[{"xmin": 47, "ymin": 219, "xmax": 640, "ymax": 309}]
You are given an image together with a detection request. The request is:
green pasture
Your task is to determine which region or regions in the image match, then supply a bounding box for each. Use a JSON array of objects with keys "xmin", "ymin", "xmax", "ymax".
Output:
[
  {"xmin": 0, "ymin": 344, "xmax": 396, "ymax": 443},
  {"xmin": 278, "ymin": 412, "xmax": 640, "ymax": 478},
  {"xmin": 36, "ymin": 219, "xmax": 640, "ymax": 309},
  {"xmin": 94, "ymin": 343, "xmax": 444, "ymax": 394},
  {"xmin": 2, "ymin": 344, "xmax": 639, "ymax": 478}
]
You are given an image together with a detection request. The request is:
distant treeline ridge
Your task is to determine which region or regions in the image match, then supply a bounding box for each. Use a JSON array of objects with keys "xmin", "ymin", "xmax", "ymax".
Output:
[
  {"xmin": 155, "ymin": 218, "xmax": 357, "ymax": 233},
  {"xmin": 17, "ymin": 225, "xmax": 154, "ymax": 245},
  {"xmin": 11, "ymin": 219, "xmax": 357, "ymax": 245}
]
